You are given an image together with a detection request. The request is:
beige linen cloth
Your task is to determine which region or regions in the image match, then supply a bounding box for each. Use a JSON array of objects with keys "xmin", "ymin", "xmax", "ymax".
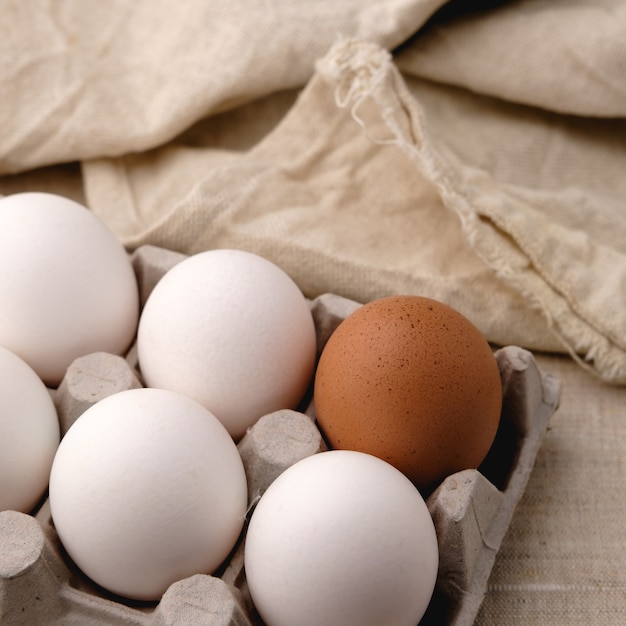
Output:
[{"xmin": 1, "ymin": 0, "xmax": 625, "ymax": 623}]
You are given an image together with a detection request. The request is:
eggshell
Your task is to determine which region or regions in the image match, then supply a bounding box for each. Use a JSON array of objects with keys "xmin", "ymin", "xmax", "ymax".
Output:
[
  {"xmin": 137, "ymin": 249, "xmax": 317, "ymax": 440},
  {"xmin": 0, "ymin": 347, "xmax": 60, "ymax": 513},
  {"xmin": 244, "ymin": 450, "xmax": 438, "ymax": 626},
  {"xmin": 48, "ymin": 388, "xmax": 248, "ymax": 601},
  {"xmin": 314, "ymin": 295, "xmax": 502, "ymax": 491},
  {"xmin": 0, "ymin": 193, "xmax": 139, "ymax": 386}
]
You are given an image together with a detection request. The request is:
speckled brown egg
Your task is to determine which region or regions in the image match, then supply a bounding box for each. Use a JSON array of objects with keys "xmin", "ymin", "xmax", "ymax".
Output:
[{"xmin": 313, "ymin": 295, "xmax": 502, "ymax": 492}]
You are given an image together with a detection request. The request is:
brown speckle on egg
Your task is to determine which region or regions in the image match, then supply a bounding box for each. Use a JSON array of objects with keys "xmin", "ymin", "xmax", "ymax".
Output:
[{"xmin": 313, "ymin": 295, "xmax": 502, "ymax": 492}]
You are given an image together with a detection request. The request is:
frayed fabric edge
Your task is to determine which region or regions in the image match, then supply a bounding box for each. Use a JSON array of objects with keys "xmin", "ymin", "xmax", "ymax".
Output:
[{"xmin": 316, "ymin": 38, "xmax": 626, "ymax": 385}]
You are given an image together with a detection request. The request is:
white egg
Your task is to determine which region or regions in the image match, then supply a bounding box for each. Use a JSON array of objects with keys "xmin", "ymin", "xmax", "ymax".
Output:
[
  {"xmin": 137, "ymin": 249, "xmax": 317, "ymax": 440},
  {"xmin": 49, "ymin": 388, "xmax": 248, "ymax": 601},
  {"xmin": 0, "ymin": 192, "xmax": 139, "ymax": 386},
  {"xmin": 244, "ymin": 450, "xmax": 439, "ymax": 626},
  {"xmin": 0, "ymin": 347, "xmax": 60, "ymax": 513}
]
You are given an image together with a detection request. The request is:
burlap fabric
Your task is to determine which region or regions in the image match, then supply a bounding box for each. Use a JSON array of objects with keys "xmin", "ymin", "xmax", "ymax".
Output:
[{"xmin": 1, "ymin": 1, "xmax": 625, "ymax": 623}]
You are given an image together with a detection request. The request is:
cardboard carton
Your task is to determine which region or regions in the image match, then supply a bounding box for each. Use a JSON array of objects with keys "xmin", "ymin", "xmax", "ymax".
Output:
[{"xmin": 0, "ymin": 246, "xmax": 560, "ymax": 625}]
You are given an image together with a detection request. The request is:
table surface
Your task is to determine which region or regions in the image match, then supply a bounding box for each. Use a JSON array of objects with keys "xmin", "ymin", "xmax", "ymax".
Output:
[{"xmin": 475, "ymin": 352, "xmax": 626, "ymax": 625}]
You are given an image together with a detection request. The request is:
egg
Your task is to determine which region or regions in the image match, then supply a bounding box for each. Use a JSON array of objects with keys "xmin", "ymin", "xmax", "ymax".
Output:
[
  {"xmin": 314, "ymin": 295, "xmax": 502, "ymax": 491},
  {"xmin": 137, "ymin": 249, "xmax": 317, "ymax": 440},
  {"xmin": 0, "ymin": 192, "xmax": 139, "ymax": 386},
  {"xmin": 48, "ymin": 388, "xmax": 248, "ymax": 601},
  {"xmin": 244, "ymin": 450, "xmax": 439, "ymax": 626},
  {"xmin": 0, "ymin": 346, "xmax": 60, "ymax": 513}
]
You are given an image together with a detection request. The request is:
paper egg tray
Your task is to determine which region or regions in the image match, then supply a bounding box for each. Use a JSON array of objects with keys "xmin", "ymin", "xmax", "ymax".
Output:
[{"xmin": 0, "ymin": 245, "xmax": 561, "ymax": 626}]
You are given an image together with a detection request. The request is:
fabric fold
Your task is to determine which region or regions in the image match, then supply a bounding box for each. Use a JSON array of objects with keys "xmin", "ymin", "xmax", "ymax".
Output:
[
  {"xmin": 321, "ymin": 39, "xmax": 626, "ymax": 383},
  {"xmin": 395, "ymin": 0, "xmax": 626, "ymax": 117},
  {"xmin": 0, "ymin": 0, "xmax": 446, "ymax": 175},
  {"xmin": 85, "ymin": 38, "xmax": 626, "ymax": 384}
]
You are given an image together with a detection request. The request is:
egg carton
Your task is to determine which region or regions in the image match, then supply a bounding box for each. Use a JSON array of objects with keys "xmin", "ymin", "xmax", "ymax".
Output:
[{"xmin": 0, "ymin": 245, "xmax": 561, "ymax": 626}]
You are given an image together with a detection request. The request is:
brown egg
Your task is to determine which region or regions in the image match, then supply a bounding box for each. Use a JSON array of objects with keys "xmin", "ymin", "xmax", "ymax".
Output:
[{"xmin": 313, "ymin": 295, "xmax": 502, "ymax": 492}]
